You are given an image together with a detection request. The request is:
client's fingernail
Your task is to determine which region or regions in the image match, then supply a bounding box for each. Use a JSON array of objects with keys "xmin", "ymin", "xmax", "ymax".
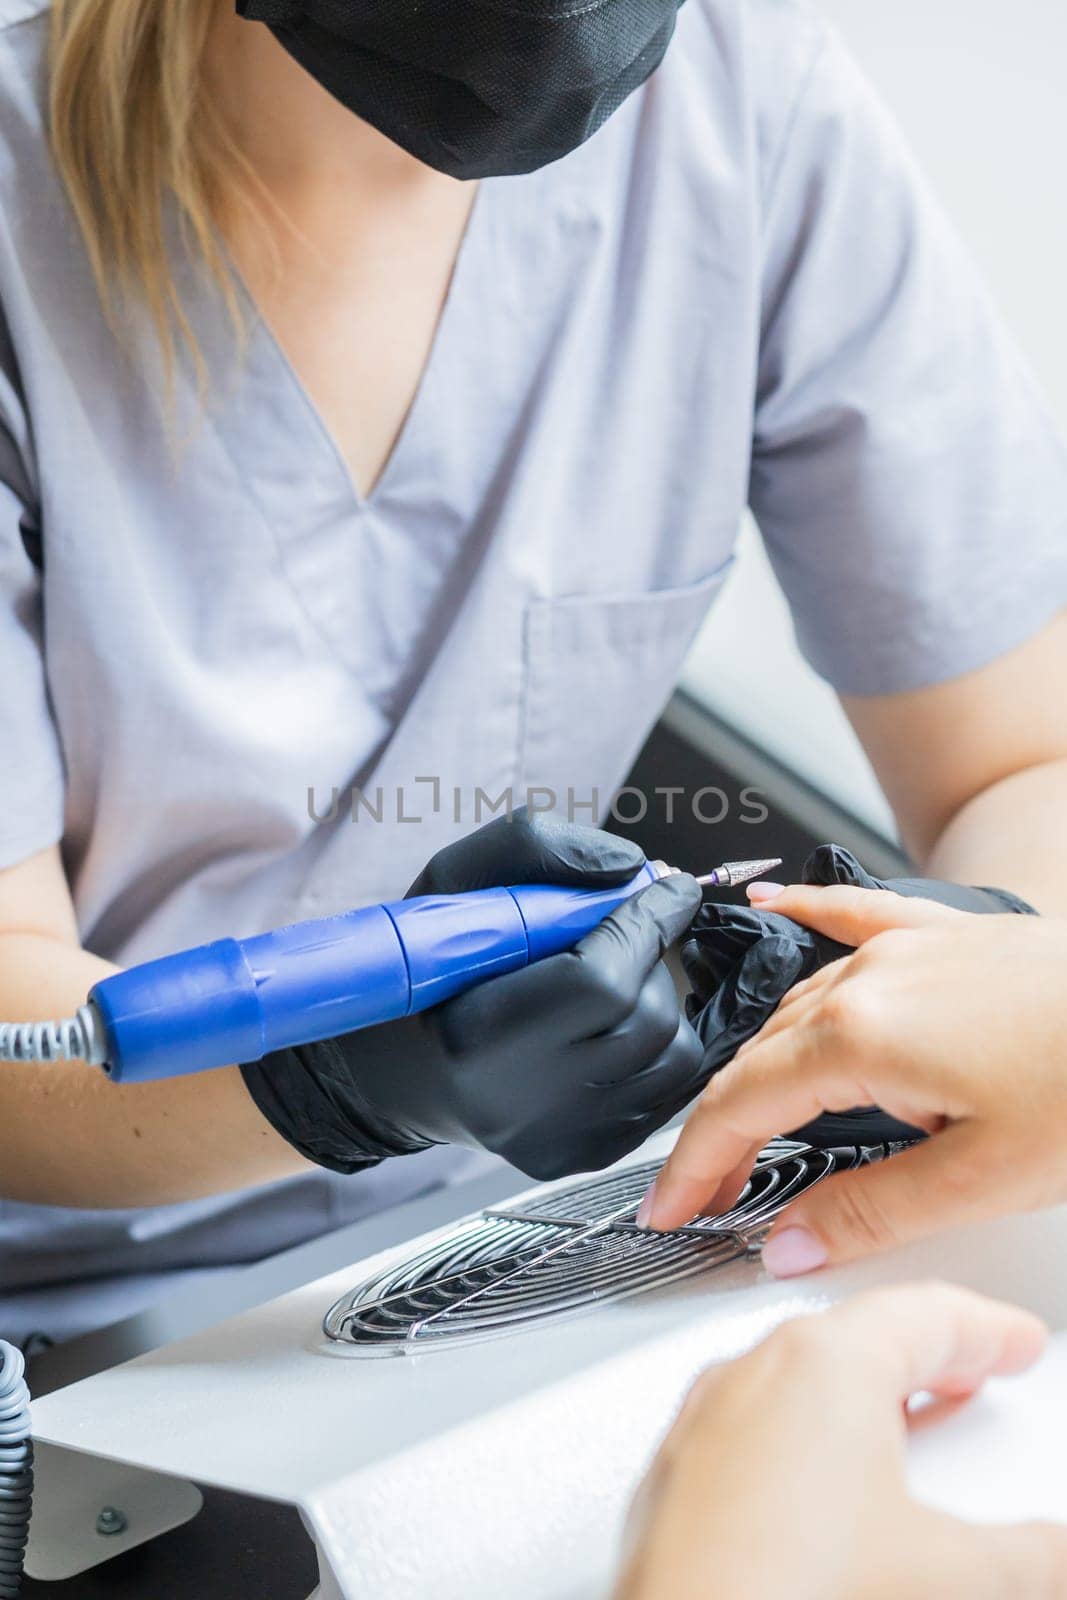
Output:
[
  {"xmin": 761, "ymin": 1227, "xmax": 827, "ymax": 1278},
  {"xmin": 636, "ymin": 1181, "xmax": 657, "ymax": 1230},
  {"xmin": 747, "ymin": 881, "xmax": 786, "ymax": 903}
]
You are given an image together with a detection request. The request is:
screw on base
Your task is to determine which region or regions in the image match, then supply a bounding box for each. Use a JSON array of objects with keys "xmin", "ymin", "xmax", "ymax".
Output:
[{"xmin": 95, "ymin": 1506, "xmax": 128, "ymax": 1537}]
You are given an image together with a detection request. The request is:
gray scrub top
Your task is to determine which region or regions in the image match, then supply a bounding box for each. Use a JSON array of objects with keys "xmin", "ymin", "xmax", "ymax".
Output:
[{"xmin": 2, "ymin": 0, "xmax": 1067, "ymax": 1343}]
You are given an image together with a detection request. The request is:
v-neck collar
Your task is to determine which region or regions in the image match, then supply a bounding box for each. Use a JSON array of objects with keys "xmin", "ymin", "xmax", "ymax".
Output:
[
  {"xmin": 232, "ymin": 178, "xmax": 489, "ymax": 514},
  {"xmin": 179, "ymin": 176, "xmax": 512, "ymax": 678},
  {"xmin": 178, "ymin": 155, "xmax": 601, "ymax": 677}
]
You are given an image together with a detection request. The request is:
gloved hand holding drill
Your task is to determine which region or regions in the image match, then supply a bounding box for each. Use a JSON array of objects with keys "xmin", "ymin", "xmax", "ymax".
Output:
[{"xmin": 241, "ymin": 812, "xmax": 705, "ymax": 1181}]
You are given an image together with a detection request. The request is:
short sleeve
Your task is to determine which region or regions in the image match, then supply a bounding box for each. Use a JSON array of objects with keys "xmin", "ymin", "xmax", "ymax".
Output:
[
  {"xmin": 0, "ymin": 328, "xmax": 65, "ymax": 868},
  {"xmin": 748, "ymin": 15, "xmax": 1067, "ymax": 696}
]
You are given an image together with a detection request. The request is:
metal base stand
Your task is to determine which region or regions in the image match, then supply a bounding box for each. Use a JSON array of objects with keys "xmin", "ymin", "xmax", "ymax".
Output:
[{"xmin": 23, "ymin": 1441, "xmax": 203, "ymax": 1582}]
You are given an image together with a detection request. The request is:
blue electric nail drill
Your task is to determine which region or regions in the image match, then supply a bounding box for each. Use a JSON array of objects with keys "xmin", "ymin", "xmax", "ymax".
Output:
[{"xmin": 0, "ymin": 858, "xmax": 780, "ymax": 1083}]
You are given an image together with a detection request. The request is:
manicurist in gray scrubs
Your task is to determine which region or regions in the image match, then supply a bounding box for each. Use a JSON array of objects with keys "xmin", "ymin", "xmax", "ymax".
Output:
[{"xmin": 1, "ymin": 0, "xmax": 1066, "ymax": 1342}]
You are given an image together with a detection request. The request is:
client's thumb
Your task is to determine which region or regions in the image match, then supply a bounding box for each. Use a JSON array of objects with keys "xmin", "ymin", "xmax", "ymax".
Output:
[{"xmin": 760, "ymin": 1127, "xmax": 997, "ymax": 1277}]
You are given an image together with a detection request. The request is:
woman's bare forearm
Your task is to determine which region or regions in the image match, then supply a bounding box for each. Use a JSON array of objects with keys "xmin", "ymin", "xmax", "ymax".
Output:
[
  {"xmin": 0, "ymin": 930, "xmax": 311, "ymax": 1207},
  {"xmin": 925, "ymin": 758, "xmax": 1067, "ymax": 915}
]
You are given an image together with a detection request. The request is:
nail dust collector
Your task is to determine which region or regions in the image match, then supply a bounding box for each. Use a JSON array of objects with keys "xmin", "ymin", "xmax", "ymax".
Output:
[{"xmin": 27, "ymin": 1130, "xmax": 1067, "ymax": 1598}]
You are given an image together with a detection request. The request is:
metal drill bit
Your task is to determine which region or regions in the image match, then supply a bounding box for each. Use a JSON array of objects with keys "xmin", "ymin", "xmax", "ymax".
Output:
[{"xmin": 695, "ymin": 858, "xmax": 783, "ymax": 890}]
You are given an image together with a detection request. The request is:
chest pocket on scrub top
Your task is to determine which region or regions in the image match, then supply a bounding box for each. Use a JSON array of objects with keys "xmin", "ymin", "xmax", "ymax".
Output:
[{"xmin": 518, "ymin": 561, "xmax": 734, "ymax": 812}]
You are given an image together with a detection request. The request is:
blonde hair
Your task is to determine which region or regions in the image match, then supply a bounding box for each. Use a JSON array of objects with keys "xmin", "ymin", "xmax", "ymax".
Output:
[{"xmin": 48, "ymin": 0, "xmax": 254, "ymax": 388}]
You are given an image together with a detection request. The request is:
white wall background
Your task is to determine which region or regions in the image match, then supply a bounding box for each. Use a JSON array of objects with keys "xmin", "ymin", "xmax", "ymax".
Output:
[{"xmin": 681, "ymin": 0, "xmax": 1067, "ymax": 837}]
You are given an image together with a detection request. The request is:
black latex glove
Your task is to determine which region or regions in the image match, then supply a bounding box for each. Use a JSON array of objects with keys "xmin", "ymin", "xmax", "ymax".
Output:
[
  {"xmin": 241, "ymin": 811, "xmax": 705, "ymax": 1181},
  {"xmin": 682, "ymin": 843, "xmax": 1038, "ymax": 1148}
]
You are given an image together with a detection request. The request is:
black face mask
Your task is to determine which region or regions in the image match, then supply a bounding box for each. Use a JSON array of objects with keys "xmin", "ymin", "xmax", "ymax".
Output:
[{"xmin": 236, "ymin": 0, "xmax": 685, "ymax": 181}]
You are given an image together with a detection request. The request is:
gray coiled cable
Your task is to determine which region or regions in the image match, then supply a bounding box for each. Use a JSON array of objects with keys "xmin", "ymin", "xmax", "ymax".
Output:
[
  {"xmin": 0, "ymin": 1006, "xmax": 104, "ymax": 1586},
  {"xmin": 0, "ymin": 1005, "xmax": 104, "ymax": 1067},
  {"xmin": 0, "ymin": 1342, "xmax": 32, "ymax": 1597},
  {"xmin": 0, "ymin": 1006, "xmax": 105, "ymax": 1593}
]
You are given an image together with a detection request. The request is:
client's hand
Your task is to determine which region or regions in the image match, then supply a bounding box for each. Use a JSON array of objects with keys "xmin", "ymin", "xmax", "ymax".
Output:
[
  {"xmin": 643, "ymin": 887, "xmax": 1067, "ymax": 1273},
  {"xmin": 681, "ymin": 842, "xmax": 1035, "ymax": 1150},
  {"xmin": 614, "ymin": 1284, "xmax": 1067, "ymax": 1600}
]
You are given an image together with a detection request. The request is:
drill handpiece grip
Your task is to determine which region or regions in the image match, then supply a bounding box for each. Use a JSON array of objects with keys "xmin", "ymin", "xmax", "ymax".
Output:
[{"xmin": 89, "ymin": 866, "xmax": 659, "ymax": 1082}]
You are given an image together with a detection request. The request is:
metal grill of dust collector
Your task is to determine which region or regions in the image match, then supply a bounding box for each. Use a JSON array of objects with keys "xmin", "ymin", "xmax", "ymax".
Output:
[{"xmin": 325, "ymin": 1140, "xmax": 899, "ymax": 1355}]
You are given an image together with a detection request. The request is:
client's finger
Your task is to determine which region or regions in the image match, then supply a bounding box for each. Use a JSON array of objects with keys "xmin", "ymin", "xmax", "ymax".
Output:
[
  {"xmin": 646, "ymin": 1006, "xmax": 947, "ymax": 1232},
  {"xmin": 643, "ymin": 1031, "xmax": 846, "ymax": 1230},
  {"xmin": 746, "ymin": 883, "xmax": 962, "ymax": 947},
  {"xmin": 825, "ymin": 1283, "xmax": 1047, "ymax": 1403},
  {"xmin": 761, "ymin": 1125, "xmax": 1019, "ymax": 1277},
  {"xmin": 702, "ymin": 1141, "xmax": 764, "ymax": 1217}
]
